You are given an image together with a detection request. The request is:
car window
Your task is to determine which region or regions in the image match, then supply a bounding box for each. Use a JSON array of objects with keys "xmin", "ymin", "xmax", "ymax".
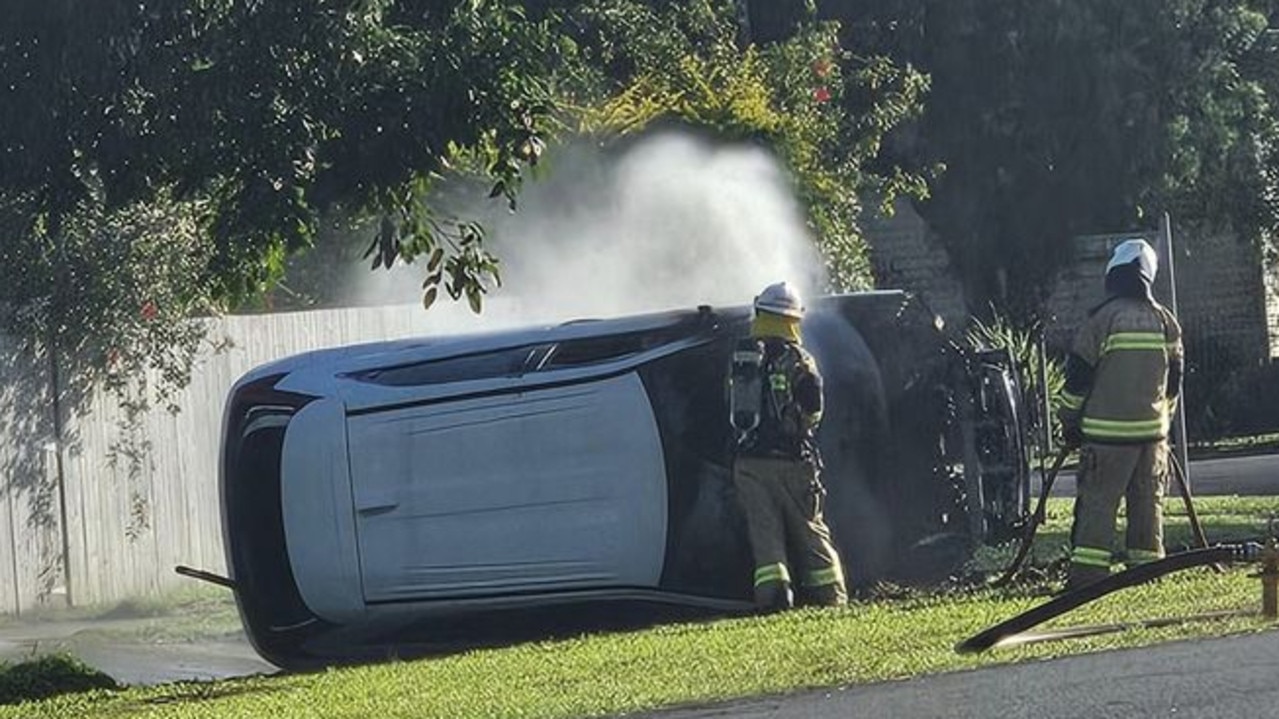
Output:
[{"xmin": 349, "ymin": 345, "xmax": 549, "ymax": 386}]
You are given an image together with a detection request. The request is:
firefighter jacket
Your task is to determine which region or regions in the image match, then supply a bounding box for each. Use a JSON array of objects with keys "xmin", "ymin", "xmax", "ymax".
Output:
[
  {"xmin": 737, "ymin": 337, "xmax": 824, "ymax": 461},
  {"xmin": 1059, "ymin": 296, "xmax": 1184, "ymax": 444}
]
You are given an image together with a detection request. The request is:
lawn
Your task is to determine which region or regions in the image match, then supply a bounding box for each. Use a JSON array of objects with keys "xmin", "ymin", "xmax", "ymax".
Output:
[{"xmin": 2, "ymin": 496, "xmax": 1277, "ymax": 719}]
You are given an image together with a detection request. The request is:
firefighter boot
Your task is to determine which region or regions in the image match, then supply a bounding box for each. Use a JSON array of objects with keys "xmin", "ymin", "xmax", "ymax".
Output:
[
  {"xmin": 798, "ymin": 581, "xmax": 847, "ymax": 607},
  {"xmin": 1064, "ymin": 563, "xmax": 1110, "ymax": 593},
  {"xmin": 754, "ymin": 580, "xmax": 794, "ymax": 613}
]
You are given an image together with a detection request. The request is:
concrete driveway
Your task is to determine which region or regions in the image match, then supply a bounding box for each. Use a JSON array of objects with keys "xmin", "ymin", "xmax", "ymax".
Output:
[{"xmin": 0, "ymin": 614, "xmax": 276, "ymax": 686}]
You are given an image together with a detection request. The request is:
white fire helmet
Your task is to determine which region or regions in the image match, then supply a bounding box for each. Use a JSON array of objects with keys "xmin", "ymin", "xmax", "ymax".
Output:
[
  {"xmin": 754, "ymin": 282, "xmax": 805, "ymax": 318},
  {"xmin": 1105, "ymin": 239, "xmax": 1158, "ymax": 283}
]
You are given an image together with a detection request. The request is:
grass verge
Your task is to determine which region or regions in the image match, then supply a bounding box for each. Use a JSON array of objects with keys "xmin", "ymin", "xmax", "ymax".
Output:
[{"xmin": 2, "ymin": 495, "xmax": 1277, "ymax": 719}]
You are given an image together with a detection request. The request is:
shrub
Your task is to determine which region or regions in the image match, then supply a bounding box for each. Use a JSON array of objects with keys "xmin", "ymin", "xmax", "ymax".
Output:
[
  {"xmin": 1207, "ymin": 360, "xmax": 1279, "ymax": 438},
  {"xmin": 0, "ymin": 654, "xmax": 117, "ymax": 705}
]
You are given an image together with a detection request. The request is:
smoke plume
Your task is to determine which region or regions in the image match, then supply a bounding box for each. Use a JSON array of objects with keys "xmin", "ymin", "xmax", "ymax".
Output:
[{"xmin": 350, "ymin": 132, "xmax": 825, "ymax": 330}]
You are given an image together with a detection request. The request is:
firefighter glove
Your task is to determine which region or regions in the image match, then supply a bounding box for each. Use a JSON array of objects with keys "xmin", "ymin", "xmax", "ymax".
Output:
[{"xmin": 1062, "ymin": 421, "xmax": 1083, "ymax": 450}]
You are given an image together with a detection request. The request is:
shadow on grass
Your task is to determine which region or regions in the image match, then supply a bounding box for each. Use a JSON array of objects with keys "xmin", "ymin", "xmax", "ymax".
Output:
[
  {"xmin": 309, "ymin": 600, "xmax": 750, "ymax": 670},
  {"xmin": 126, "ymin": 680, "xmax": 291, "ymax": 707}
]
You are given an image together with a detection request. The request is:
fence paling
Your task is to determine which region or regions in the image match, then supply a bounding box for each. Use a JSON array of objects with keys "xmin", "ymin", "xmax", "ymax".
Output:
[{"xmin": 0, "ymin": 305, "xmax": 427, "ymax": 612}]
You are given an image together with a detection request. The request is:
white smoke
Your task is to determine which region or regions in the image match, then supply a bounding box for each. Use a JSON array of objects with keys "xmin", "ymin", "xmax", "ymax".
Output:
[{"xmin": 350, "ymin": 131, "xmax": 826, "ymax": 330}]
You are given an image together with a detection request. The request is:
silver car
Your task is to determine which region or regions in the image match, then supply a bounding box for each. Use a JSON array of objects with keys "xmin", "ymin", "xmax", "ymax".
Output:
[{"xmin": 219, "ymin": 291, "xmax": 1029, "ymax": 668}]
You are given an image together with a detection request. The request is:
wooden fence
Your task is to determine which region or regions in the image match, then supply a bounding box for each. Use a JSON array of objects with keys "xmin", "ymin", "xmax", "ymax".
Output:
[{"xmin": 0, "ymin": 306, "xmax": 427, "ymax": 614}]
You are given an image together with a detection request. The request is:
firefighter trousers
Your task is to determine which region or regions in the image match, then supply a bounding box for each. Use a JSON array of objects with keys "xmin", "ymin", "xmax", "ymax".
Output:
[
  {"xmin": 733, "ymin": 456, "xmax": 847, "ymax": 610},
  {"xmin": 1068, "ymin": 440, "xmax": 1168, "ymax": 588}
]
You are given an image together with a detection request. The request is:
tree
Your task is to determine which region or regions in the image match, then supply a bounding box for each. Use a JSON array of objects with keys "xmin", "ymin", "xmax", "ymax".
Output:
[
  {"xmin": 0, "ymin": 1, "xmax": 561, "ymax": 308},
  {"xmin": 558, "ymin": 0, "xmax": 928, "ymax": 290},
  {"xmin": 740, "ymin": 0, "xmax": 811, "ymax": 45},
  {"xmin": 262, "ymin": 1, "xmax": 932, "ymax": 308},
  {"xmin": 1, "ymin": 0, "xmax": 929, "ymax": 404},
  {"xmin": 826, "ymin": 0, "xmax": 1279, "ymax": 320},
  {"xmin": 0, "ymin": 0, "xmax": 564, "ymax": 408}
]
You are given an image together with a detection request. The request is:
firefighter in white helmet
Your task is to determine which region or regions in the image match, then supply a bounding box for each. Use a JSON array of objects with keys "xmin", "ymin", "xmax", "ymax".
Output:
[
  {"xmin": 1057, "ymin": 239, "xmax": 1184, "ymax": 591},
  {"xmin": 727, "ymin": 282, "xmax": 847, "ymax": 611}
]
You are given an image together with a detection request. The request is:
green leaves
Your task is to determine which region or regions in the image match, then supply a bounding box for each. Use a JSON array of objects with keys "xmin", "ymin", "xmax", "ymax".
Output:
[
  {"xmin": 0, "ymin": 0, "xmax": 926, "ymax": 405},
  {"xmin": 569, "ymin": 2, "xmax": 925, "ymax": 292},
  {"xmin": 0, "ymin": 181, "xmax": 219, "ymax": 422},
  {"xmin": 0, "ymin": 0, "xmax": 573, "ymax": 405},
  {"xmin": 838, "ymin": 0, "xmax": 1279, "ymax": 319},
  {"xmin": 0, "ymin": 654, "xmax": 118, "ymax": 706}
]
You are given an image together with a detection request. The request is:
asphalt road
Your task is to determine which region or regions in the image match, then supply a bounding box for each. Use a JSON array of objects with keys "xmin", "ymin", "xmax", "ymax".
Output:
[
  {"xmin": 1034, "ymin": 453, "xmax": 1279, "ymax": 497},
  {"xmin": 640, "ymin": 630, "xmax": 1279, "ymax": 719}
]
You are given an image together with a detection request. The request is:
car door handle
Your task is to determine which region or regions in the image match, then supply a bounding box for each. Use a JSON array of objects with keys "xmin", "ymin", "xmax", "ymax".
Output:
[{"xmin": 356, "ymin": 496, "xmax": 400, "ymax": 516}]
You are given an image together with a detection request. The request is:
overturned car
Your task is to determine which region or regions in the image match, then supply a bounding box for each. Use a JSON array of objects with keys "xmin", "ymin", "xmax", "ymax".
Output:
[{"xmin": 219, "ymin": 291, "xmax": 1030, "ymax": 668}]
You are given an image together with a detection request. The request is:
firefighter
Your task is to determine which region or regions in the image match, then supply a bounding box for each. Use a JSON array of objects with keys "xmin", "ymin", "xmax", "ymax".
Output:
[
  {"xmin": 728, "ymin": 282, "xmax": 848, "ymax": 611},
  {"xmin": 1058, "ymin": 239, "xmax": 1184, "ymax": 591}
]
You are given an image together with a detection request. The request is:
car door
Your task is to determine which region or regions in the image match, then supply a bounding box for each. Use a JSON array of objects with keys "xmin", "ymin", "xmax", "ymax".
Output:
[{"xmin": 346, "ymin": 372, "xmax": 668, "ymax": 603}]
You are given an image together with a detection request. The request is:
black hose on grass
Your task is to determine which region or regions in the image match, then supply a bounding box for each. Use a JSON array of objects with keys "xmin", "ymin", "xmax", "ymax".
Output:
[{"xmin": 958, "ymin": 544, "xmax": 1257, "ymax": 653}]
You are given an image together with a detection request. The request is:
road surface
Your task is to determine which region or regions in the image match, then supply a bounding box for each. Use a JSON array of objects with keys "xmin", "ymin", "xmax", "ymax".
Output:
[
  {"xmin": 640, "ymin": 629, "xmax": 1279, "ymax": 719},
  {"xmin": 1034, "ymin": 453, "xmax": 1279, "ymax": 497}
]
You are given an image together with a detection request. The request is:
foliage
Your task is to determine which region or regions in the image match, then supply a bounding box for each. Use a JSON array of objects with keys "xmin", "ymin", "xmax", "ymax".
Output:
[
  {"xmin": 0, "ymin": 189, "xmax": 216, "ymax": 410},
  {"xmin": 0, "ymin": 186, "xmax": 221, "ymax": 536},
  {"xmin": 829, "ymin": 0, "xmax": 1279, "ymax": 321},
  {"xmin": 0, "ymin": 0, "xmax": 561, "ymax": 322},
  {"xmin": 1191, "ymin": 359, "xmax": 1279, "ymax": 439},
  {"xmin": 0, "ymin": 183, "xmax": 221, "ymax": 516},
  {"xmin": 567, "ymin": 1, "xmax": 928, "ymax": 290},
  {"xmin": 0, "ymin": 0, "xmax": 930, "ymax": 385},
  {"xmin": 2, "ymin": 491, "xmax": 1276, "ymax": 719},
  {"xmin": 0, "ymin": 654, "xmax": 117, "ymax": 706},
  {"xmin": 228, "ymin": 1, "xmax": 934, "ymax": 309}
]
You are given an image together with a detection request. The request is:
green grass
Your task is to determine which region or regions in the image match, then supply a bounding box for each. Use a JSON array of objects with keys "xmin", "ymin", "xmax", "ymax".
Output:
[
  {"xmin": 4, "ymin": 495, "xmax": 1279, "ymax": 718},
  {"xmin": 0, "ymin": 654, "xmax": 117, "ymax": 706}
]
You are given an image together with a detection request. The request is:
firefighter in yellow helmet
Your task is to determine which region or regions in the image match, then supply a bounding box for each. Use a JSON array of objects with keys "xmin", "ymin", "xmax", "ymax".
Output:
[
  {"xmin": 1058, "ymin": 239, "xmax": 1184, "ymax": 591},
  {"xmin": 728, "ymin": 282, "xmax": 848, "ymax": 611}
]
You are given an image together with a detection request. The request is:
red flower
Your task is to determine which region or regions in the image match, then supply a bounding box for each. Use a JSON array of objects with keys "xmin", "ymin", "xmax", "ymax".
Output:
[
  {"xmin": 813, "ymin": 86, "xmax": 832, "ymax": 104},
  {"xmin": 140, "ymin": 301, "xmax": 158, "ymax": 321}
]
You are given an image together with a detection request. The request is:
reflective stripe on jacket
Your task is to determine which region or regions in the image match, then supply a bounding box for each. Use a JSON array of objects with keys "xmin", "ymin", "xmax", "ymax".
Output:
[{"xmin": 1061, "ymin": 297, "xmax": 1183, "ymax": 443}]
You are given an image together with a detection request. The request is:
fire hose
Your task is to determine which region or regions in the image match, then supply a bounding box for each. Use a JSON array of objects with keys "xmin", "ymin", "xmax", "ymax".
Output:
[
  {"xmin": 1168, "ymin": 450, "xmax": 1221, "ymax": 571},
  {"xmin": 959, "ymin": 542, "xmax": 1263, "ymax": 653},
  {"xmin": 994, "ymin": 443, "xmax": 1218, "ymax": 586},
  {"xmin": 992, "ymin": 446, "xmax": 1072, "ymax": 587}
]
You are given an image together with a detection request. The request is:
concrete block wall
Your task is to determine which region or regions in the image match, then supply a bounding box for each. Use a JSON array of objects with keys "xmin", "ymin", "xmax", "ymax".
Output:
[
  {"xmin": 863, "ymin": 202, "xmax": 1274, "ymax": 369},
  {"xmin": 1173, "ymin": 229, "xmax": 1271, "ymax": 369},
  {"xmin": 864, "ymin": 199, "xmax": 970, "ymax": 331},
  {"xmin": 1043, "ymin": 229, "xmax": 1271, "ymax": 369},
  {"xmin": 1267, "ymin": 260, "xmax": 1279, "ymax": 359}
]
